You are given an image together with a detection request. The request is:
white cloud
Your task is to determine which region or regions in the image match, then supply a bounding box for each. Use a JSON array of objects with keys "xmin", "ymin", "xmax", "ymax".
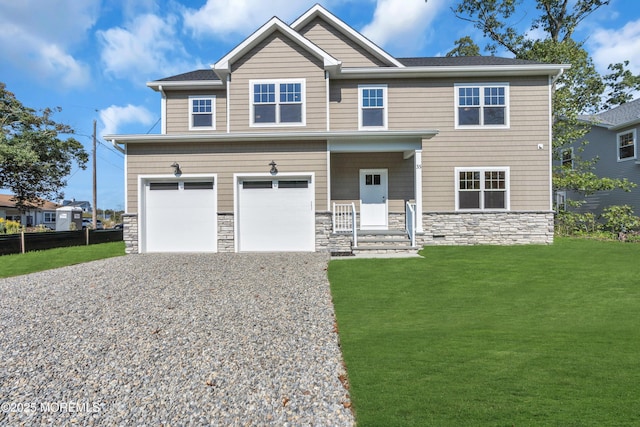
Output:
[
  {"xmin": 99, "ymin": 105, "xmax": 155, "ymax": 137},
  {"xmin": 361, "ymin": 0, "xmax": 448, "ymax": 55},
  {"xmin": 182, "ymin": 0, "xmax": 341, "ymax": 38},
  {"xmin": 98, "ymin": 13, "xmax": 199, "ymax": 81},
  {"xmin": 589, "ymin": 19, "xmax": 640, "ymax": 74},
  {"xmin": 0, "ymin": 0, "xmax": 98, "ymax": 88}
]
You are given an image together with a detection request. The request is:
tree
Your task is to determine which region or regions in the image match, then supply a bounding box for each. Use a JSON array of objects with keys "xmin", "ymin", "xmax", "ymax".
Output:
[
  {"xmin": 446, "ymin": 36, "xmax": 481, "ymax": 57},
  {"xmin": 0, "ymin": 82, "xmax": 88, "ymax": 211},
  {"xmin": 452, "ymin": 0, "xmax": 636, "ymax": 201}
]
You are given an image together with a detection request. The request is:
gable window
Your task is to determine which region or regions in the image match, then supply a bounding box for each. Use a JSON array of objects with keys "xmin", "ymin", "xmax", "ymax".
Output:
[
  {"xmin": 251, "ymin": 79, "xmax": 305, "ymax": 126},
  {"xmin": 561, "ymin": 148, "xmax": 574, "ymax": 168},
  {"xmin": 455, "ymin": 167, "xmax": 510, "ymax": 210},
  {"xmin": 617, "ymin": 129, "xmax": 636, "ymax": 161},
  {"xmin": 455, "ymin": 83, "xmax": 509, "ymax": 128},
  {"xmin": 359, "ymin": 85, "xmax": 387, "ymax": 130},
  {"xmin": 189, "ymin": 96, "xmax": 215, "ymax": 130}
]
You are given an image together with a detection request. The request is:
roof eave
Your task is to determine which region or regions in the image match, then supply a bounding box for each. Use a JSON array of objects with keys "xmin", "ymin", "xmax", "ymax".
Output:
[
  {"xmin": 146, "ymin": 80, "xmax": 225, "ymax": 91},
  {"xmin": 335, "ymin": 64, "xmax": 571, "ymax": 79},
  {"xmin": 106, "ymin": 130, "xmax": 439, "ymax": 145},
  {"xmin": 609, "ymin": 118, "xmax": 640, "ymax": 131}
]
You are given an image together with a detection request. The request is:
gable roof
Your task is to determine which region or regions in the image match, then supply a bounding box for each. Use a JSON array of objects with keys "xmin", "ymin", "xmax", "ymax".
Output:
[
  {"xmin": 212, "ymin": 15, "xmax": 340, "ymax": 81},
  {"xmin": 0, "ymin": 194, "xmax": 59, "ymax": 210},
  {"xmin": 579, "ymin": 98, "xmax": 640, "ymax": 130},
  {"xmin": 291, "ymin": 4, "xmax": 403, "ymax": 68},
  {"xmin": 399, "ymin": 57, "xmax": 546, "ymax": 67}
]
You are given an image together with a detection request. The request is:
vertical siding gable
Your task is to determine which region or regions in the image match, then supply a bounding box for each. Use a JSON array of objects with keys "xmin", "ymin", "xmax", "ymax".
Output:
[
  {"xmin": 229, "ymin": 30, "xmax": 327, "ymax": 132},
  {"xmin": 298, "ymin": 17, "xmax": 389, "ymax": 68}
]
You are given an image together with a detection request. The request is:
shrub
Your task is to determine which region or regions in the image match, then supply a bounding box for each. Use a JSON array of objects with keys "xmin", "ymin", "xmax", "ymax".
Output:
[
  {"xmin": 555, "ymin": 210, "xmax": 600, "ymax": 236},
  {"xmin": 0, "ymin": 218, "xmax": 23, "ymax": 234},
  {"xmin": 601, "ymin": 205, "xmax": 640, "ymax": 233}
]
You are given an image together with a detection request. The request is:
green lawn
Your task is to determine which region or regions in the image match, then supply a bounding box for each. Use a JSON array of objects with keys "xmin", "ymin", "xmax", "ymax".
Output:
[
  {"xmin": 0, "ymin": 242, "xmax": 125, "ymax": 278},
  {"xmin": 328, "ymin": 238, "xmax": 640, "ymax": 426}
]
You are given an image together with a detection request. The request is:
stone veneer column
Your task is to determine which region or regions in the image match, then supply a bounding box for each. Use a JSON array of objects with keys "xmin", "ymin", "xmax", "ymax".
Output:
[
  {"xmin": 122, "ymin": 213, "xmax": 138, "ymax": 254},
  {"xmin": 217, "ymin": 213, "xmax": 235, "ymax": 252}
]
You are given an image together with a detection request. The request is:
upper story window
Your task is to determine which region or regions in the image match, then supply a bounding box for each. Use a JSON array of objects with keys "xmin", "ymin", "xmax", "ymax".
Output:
[
  {"xmin": 189, "ymin": 96, "xmax": 215, "ymax": 130},
  {"xmin": 561, "ymin": 147, "xmax": 574, "ymax": 169},
  {"xmin": 359, "ymin": 85, "xmax": 388, "ymax": 130},
  {"xmin": 455, "ymin": 167, "xmax": 510, "ymax": 211},
  {"xmin": 617, "ymin": 129, "xmax": 636, "ymax": 161},
  {"xmin": 251, "ymin": 79, "xmax": 305, "ymax": 126},
  {"xmin": 455, "ymin": 83, "xmax": 509, "ymax": 128}
]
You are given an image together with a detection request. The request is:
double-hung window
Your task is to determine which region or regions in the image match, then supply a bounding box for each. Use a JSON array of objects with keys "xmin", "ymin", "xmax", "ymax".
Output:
[
  {"xmin": 251, "ymin": 79, "xmax": 305, "ymax": 126},
  {"xmin": 561, "ymin": 148, "xmax": 574, "ymax": 168},
  {"xmin": 617, "ymin": 129, "xmax": 636, "ymax": 161},
  {"xmin": 456, "ymin": 167, "xmax": 510, "ymax": 210},
  {"xmin": 359, "ymin": 85, "xmax": 387, "ymax": 130},
  {"xmin": 189, "ymin": 96, "xmax": 215, "ymax": 130},
  {"xmin": 455, "ymin": 83, "xmax": 509, "ymax": 128}
]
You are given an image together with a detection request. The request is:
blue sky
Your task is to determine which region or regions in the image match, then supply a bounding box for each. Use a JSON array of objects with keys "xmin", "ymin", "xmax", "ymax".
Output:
[{"xmin": 1, "ymin": 0, "xmax": 639, "ymax": 210}]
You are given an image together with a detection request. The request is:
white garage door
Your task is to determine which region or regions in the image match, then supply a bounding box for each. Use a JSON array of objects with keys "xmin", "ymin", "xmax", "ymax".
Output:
[
  {"xmin": 144, "ymin": 179, "xmax": 217, "ymax": 252},
  {"xmin": 238, "ymin": 177, "xmax": 314, "ymax": 252}
]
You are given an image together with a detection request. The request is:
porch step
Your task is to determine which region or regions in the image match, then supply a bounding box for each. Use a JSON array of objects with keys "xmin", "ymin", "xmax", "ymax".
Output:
[{"xmin": 353, "ymin": 230, "xmax": 418, "ymax": 254}]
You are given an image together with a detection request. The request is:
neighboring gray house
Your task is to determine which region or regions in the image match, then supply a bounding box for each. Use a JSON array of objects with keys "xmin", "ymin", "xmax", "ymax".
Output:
[
  {"xmin": 559, "ymin": 99, "xmax": 640, "ymax": 216},
  {"xmin": 62, "ymin": 199, "xmax": 92, "ymax": 213},
  {"xmin": 106, "ymin": 4, "xmax": 568, "ymax": 254}
]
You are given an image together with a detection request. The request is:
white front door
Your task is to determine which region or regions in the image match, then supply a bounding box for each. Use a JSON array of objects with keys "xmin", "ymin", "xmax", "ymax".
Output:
[{"xmin": 359, "ymin": 169, "xmax": 388, "ymax": 230}]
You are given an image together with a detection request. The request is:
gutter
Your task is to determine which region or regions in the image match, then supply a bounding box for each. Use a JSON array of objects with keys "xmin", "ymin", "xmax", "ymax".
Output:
[{"xmin": 110, "ymin": 139, "xmax": 125, "ymax": 154}]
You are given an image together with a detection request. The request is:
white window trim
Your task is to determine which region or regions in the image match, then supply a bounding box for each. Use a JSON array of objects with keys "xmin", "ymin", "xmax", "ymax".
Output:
[
  {"xmin": 561, "ymin": 147, "xmax": 574, "ymax": 169},
  {"xmin": 454, "ymin": 167, "xmax": 511, "ymax": 211},
  {"xmin": 249, "ymin": 79, "xmax": 306, "ymax": 127},
  {"xmin": 358, "ymin": 84, "xmax": 388, "ymax": 131},
  {"xmin": 555, "ymin": 190, "xmax": 567, "ymax": 212},
  {"xmin": 189, "ymin": 95, "xmax": 216, "ymax": 131},
  {"xmin": 616, "ymin": 129, "xmax": 636, "ymax": 162},
  {"xmin": 454, "ymin": 83, "xmax": 510, "ymax": 129}
]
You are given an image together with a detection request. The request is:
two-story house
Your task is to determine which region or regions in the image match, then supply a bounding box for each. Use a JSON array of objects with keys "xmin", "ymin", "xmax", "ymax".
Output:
[
  {"xmin": 106, "ymin": 5, "xmax": 568, "ymax": 254},
  {"xmin": 558, "ymin": 99, "xmax": 640, "ymax": 216}
]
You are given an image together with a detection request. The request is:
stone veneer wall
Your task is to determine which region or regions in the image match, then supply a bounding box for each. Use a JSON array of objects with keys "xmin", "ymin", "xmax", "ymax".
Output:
[
  {"xmin": 419, "ymin": 212, "xmax": 554, "ymax": 246},
  {"xmin": 122, "ymin": 213, "xmax": 138, "ymax": 254}
]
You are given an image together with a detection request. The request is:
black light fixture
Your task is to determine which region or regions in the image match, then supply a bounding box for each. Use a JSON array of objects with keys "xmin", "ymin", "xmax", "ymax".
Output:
[
  {"xmin": 269, "ymin": 160, "xmax": 278, "ymax": 175},
  {"xmin": 171, "ymin": 162, "xmax": 182, "ymax": 175}
]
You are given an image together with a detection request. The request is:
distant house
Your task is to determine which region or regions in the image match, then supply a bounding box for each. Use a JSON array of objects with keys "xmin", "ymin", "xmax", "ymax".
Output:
[
  {"xmin": 106, "ymin": 4, "xmax": 568, "ymax": 254},
  {"xmin": 62, "ymin": 199, "xmax": 92, "ymax": 213},
  {"xmin": 558, "ymin": 99, "xmax": 640, "ymax": 215},
  {"xmin": 0, "ymin": 194, "xmax": 59, "ymax": 228}
]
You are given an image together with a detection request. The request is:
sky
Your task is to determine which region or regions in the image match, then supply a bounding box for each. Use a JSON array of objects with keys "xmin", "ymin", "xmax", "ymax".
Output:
[{"xmin": 1, "ymin": 0, "xmax": 639, "ymax": 210}]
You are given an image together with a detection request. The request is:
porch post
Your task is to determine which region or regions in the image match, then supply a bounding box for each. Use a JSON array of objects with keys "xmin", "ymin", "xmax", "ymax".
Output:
[{"xmin": 415, "ymin": 149, "xmax": 423, "ymax": 232}]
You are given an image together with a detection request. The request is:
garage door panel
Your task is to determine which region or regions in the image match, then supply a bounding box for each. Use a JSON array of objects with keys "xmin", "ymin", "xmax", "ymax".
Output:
[
  {"xmin": 144, "ymin": 180, "xmax": 217, "ymax": 253},
  {"xmin": 238, "ymin": 179, "xmax": 314, "ymax": 252}
]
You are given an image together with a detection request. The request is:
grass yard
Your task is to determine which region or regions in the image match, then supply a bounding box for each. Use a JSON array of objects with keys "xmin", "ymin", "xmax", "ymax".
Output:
[
  {"xmin": 329, "ymin": 238, "xmax": 640, "ymax": 426},
  {"xmin": 0, "ymin": 242, "xmax": 125, "ymax": 278}
]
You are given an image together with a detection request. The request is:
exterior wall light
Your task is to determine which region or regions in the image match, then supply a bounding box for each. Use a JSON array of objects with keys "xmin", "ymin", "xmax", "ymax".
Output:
[
  {"xmin": 269, "ymin": 160, "xmax": 278, "ymax": 175},
  {"xmin": 171, "ymin": 162, "xmax": 182, "ymax": 175}
]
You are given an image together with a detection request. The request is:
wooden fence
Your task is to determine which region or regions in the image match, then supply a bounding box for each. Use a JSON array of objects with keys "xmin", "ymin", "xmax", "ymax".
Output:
[{"xmin": 0, "ymin": 229, "xmax": 123, "ymax": 256}]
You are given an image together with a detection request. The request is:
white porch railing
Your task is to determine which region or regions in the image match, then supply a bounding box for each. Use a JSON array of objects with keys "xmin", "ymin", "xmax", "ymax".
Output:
[
  {"xmin": 333, "ymin": 203, "xmax": 358, "ymax": 247},
  {"xmin": 406, "ymin": 201, "xmax": 416, "ymax": 247}
]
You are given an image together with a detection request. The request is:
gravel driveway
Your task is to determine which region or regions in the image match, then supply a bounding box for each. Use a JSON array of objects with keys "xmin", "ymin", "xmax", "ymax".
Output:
[{"xmin": 0, "ymin": 253, "xmax": 354, "ymax": 426}]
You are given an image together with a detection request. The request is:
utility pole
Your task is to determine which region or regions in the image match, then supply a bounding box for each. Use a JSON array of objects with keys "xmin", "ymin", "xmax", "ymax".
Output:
[{"xmin": 92, "ymin": 119, "xmax": 97, "ymax": 230}]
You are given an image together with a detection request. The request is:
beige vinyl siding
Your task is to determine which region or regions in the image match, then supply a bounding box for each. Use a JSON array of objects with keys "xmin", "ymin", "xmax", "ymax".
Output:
[
  {"xmin": 229, "ymin": 31, "xmax": 326, "ymax": 132},
  {"xmin": 330, "ymin": 152, "xmax": 413, "ymax": 212},
  {"xmin": 126, "ymin": 141, "xmax": 327, "ymax": 213},
  {"xmin": 297, "ymin": 17, "xmax": 389, "ymax": 68},
  {"xmin": 165, "ymin": 90, "xmax": 227, "ymax": 134},
  {"xmin": 329, "ymin": 76, "xmax": 551, "ymax": 212},
  {"xmin": 421, "ymin": 77, "xmax": 551, "ymax": 212}
]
